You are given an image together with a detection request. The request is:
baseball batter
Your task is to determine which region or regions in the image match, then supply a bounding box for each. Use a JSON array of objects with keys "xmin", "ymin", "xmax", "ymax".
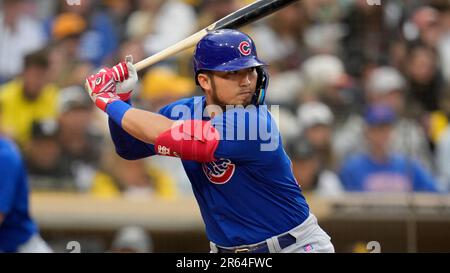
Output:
[{"xmin": 85, "ymin": 29, "xmax": 334, "ymax": 253}]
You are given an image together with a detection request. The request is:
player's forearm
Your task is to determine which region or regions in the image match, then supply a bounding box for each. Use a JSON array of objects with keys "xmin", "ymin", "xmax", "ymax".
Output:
[
  {"xmin": 122, "ymin": 108, "xmax": 175, "ymax": 144},
  {"xmin": 106, "ymin": 100, "xmax": 174, "ymax": 145}
]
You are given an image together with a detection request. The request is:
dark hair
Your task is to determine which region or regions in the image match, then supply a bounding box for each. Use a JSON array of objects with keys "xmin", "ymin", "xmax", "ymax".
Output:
[
  {"xmin": 24, "ymin": 49, "xmax": 49, "ymax": 69},
  {"xmin": 31, "ymin": 120, "xmax": 59, "ymax": 139},
  {"xmin": 289, "ymin": 139, "xmax": 316, "ymax": 160},
  {"xmin": 406, "ymin": 41, "xmax": 437, "ymax": 58}
]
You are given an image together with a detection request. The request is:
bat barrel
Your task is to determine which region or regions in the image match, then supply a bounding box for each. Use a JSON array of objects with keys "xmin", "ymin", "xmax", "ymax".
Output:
[{"xmin": 214, "ymin": 0, "xmax": 299, "ymax": 30}]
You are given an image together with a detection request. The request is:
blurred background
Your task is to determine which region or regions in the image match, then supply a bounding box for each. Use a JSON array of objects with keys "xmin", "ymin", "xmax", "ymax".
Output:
[{"xmin": 1, "ymin": 0, "xmax": 450, "ymax": 253}]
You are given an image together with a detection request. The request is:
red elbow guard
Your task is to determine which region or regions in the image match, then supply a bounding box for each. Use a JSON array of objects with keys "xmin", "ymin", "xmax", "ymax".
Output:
[{"xmin": 154, "ymin": 120, "xmax": 220, "ymax": 162}]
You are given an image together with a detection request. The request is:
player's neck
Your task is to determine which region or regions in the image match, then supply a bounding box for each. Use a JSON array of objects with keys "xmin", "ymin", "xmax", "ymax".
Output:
[
  {"xmin": 205, "ymin": 104, "xmax": 224, "ymax": 119},
  {"xmin": 205, "ymin": 96, "xmax": 226, "ymax": 118},
  {"xmin": 370, "ymin": 148, "xmax": 389, "ymax": 163}
]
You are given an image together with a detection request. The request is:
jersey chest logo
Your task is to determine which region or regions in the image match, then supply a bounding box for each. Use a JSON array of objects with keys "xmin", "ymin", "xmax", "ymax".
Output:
[{"xmin": 202, "ymin": 159, "xmax": 235, "ymax": 184}]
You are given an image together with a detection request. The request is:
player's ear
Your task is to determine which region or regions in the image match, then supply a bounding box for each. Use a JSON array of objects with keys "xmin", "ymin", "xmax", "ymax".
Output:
[{"xmin": 197, "ymin": 73, "xmax": 211, "ymax": 91}]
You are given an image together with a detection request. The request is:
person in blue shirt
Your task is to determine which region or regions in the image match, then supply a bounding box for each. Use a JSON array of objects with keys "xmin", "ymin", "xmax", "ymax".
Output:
[
  {"xmin": 84, "ymin": 29, "xmax": 334, "ymax": 253},
  {"xmin": 0, "ymin": 115, "xmax": 52, "ymax": 252},
  {"xmin": 44, "ymin": 1, "xmax": 119, "ymax": 67},
  {"xmin": 339, "ymin": 104, "xmax": 439, "ymax": 192}
]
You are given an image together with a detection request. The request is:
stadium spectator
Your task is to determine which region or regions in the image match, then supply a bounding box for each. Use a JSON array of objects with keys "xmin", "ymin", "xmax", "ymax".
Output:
[
  {"xmin": 250, "ymin": 1, "xmax": 305, "ymax": 71},
  {"xmin": 56, "ymin": 86, "xmax": 119, "ymax": 196},
  {"xmin": 333, "ymin": 66, "xmax": 433, "ymax": 169},
  {"xmin": 48, "ymin": 12, "xmax": 93, "ymax": 88},
  {"xmin": 339, "ymin": 104, "xmax": 439, "ymax": 193},
  {"xmin": 297, "ymin": 101, "xmax": 336, "ymax": 169},
  {"xmin": 404, "ymin": 45, "xmax": 444, "ymax": 119},
  {"xmin": 134, "ymin": 0, "xmax": 197, "ymax": 58},
  {"xmin": 0, "ymin": 49, "xmax": 58, "ymax": 148},
  {"xmin": 289, "ymin": 138, "xmax": 343, "ymax": 197},
  {"xmin": 107, "ymin": 154, "xmax": 179, "ymax": 200},
  {"xmin": 25, "ymin": 120, "xmax": 66, "ymax": 190},
  {"xmin": 0, "ymin": 0, "xmax": 46, "ymax": 83},
  {"xmin": 44, "ymin": 0, "xmax": 119, "ymax": 66},
  {"xmin": 300, "ymin": 54, "xmax": 360, "ymax": 124}
]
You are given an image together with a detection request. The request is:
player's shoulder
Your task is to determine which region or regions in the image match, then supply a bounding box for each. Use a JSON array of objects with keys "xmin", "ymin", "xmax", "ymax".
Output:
[{"xmin": 158, "ymin": 96, "xmax": 205, "ymax": 120}]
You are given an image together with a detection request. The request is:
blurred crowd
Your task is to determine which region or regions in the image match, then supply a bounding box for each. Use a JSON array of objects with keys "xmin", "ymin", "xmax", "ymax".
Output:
[{"xmin": 1, "ymin": 0, "xmax": 450, "ymax": 198}]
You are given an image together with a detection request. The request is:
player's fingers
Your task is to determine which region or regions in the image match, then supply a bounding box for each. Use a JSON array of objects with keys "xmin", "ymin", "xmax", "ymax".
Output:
[{"xmin": 112, "ymin": 62, "xmax": 127, "ymax": 82}]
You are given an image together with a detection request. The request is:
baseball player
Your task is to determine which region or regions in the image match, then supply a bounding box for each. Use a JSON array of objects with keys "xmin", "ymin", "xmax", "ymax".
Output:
[
  {"xmin": 0, "ymin": 130, "xmax": 52, "ymax": 252},
  {"xmin": 85, "ymin": 29, "xmax": 334, "ymax": 253}
]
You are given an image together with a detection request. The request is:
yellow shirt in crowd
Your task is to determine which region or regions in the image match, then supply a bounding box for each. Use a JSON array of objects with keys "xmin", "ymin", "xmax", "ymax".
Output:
[{"xmin": 0, "ymin": 79, "xmax": 58, "ymax": 147}]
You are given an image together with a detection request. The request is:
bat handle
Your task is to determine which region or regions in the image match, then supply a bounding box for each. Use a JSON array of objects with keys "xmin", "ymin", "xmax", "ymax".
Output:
[{"xmin": 133, "ymin": 29, "xmax": 210, "ymax": 72}]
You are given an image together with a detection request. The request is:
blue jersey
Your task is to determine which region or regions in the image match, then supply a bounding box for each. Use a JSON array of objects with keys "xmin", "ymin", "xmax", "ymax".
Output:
[
  {"xmin": 109, "ymin": 97, "xmax": 309, "ymax": 246},
  {"xmin": 339, "ymin": 153, "xmax": 439, "ymax": 192},
  {"xmin": 0, "ymin": 137, "xmax": 38, "ymax": 252}
]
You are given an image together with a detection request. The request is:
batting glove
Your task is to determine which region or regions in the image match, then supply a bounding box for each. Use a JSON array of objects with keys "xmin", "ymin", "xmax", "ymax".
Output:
[
  {"xmin": 113, "ymin": 55, "xmax": 138, "ymax": 101},
  {"xmin": 85, "ymin": 68, "xmax": 121, "ymax": 112}
]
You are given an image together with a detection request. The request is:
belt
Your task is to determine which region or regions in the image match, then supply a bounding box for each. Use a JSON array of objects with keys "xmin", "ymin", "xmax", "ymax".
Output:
[{"xmin": 216, "ymin": 233, "xmax": 297, "ymax": 253}]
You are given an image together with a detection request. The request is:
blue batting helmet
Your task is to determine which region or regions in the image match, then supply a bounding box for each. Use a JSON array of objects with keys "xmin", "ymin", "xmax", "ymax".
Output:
[{"xmin": 193, "ymin": 29, "xmax": 269, "ymax": 105}]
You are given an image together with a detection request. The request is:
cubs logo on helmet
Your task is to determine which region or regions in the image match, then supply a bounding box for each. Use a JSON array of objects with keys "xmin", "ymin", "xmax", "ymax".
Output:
[
  {"xmin": 239, "ymin": 41, "xmax": 251, "ymax": 56},
  {"xmin": 202, "ymin": 159, "xmax": 235, "ymax": 184}
]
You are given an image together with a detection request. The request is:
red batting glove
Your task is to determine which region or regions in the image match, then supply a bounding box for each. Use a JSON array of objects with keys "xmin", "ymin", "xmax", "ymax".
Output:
[
  {"xmin": 111, "ymin": 62, "xmax": 131, "ymax": 101},
  {"xmin": 111, "ymin": 61, "xmax": 128, "ymax": 82},
  {"xmin": 111, "ymin": 58, "xmax": 136, "ymax": 101},
  {"xmin": 85, "ymin": 68, "xmax": 121, "ymax": 112}
]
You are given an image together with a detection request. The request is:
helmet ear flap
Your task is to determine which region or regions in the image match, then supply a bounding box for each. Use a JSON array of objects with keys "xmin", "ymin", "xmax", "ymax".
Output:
[{"xmin": 253, "ymin": 67, "xmax": 269, "ymax": 105}]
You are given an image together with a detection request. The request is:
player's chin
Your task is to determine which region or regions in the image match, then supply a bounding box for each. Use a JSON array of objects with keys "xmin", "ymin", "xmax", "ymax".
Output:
[
  {"xmin": 232, "ymin": 99, "xmax": 252, "ymax": 107},
  {"xmin": 233, "ymin": 93, "xmax": 253, "ymax": 106}
]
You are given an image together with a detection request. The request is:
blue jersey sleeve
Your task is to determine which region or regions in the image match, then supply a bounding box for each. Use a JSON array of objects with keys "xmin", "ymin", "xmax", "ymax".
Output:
[
  {"xmin": 108, "ymin": 100, "xmax": 166, "ymax": 160},
  {"xmin": 211, "ymin": 106, "xmax": 281, "ymax": 163},
  {"xmin": 108, "ymin": 117, "xmax": 156, "ymax": 160},
  {"xmin": 0, "ymin": 144, "xmax": 20, "ymax": 214}
]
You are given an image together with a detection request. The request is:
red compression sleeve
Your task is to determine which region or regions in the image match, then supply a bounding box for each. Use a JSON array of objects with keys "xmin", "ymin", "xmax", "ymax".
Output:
[{"xmin": 154, "ymin": 120, "xmax": 220, "ymax": 162}]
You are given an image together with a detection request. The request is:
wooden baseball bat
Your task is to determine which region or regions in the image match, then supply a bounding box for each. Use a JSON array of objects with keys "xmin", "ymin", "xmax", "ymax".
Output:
[{"xmin": 133, "ymin": 0, "xmax": 299, "ymax": 72}]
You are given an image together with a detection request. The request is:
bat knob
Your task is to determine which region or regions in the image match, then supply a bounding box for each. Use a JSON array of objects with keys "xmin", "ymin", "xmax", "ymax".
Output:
[{"xmin": 125, "ymin": 55, "xmax": 134, "ymax": 64}]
